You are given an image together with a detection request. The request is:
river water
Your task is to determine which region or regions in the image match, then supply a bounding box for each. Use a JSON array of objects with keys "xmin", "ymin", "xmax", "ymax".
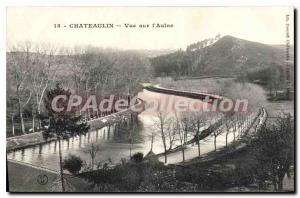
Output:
[{"xmin": 7, "ymin": 89, "xmax": 248, "ymax": 170}]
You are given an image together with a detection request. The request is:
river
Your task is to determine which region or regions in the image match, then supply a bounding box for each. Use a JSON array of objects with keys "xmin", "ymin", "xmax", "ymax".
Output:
[{"xmin": 7, "ymin": 89, "xmax": 248, "ymax": 170}]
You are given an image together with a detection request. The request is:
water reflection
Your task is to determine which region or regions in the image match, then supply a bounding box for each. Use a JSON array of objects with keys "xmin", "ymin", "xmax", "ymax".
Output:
[{"xmin": 7, "ymin": 89, "xmax": 232, "ymax": 170}]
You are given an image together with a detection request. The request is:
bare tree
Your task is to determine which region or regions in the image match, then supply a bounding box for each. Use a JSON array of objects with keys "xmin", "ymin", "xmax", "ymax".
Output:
[
  {"xmin": 180, "ymin": 115, "xmax": 190, "ymax": 144},
  {"xmin": 8, "ymin": 42, "xmax": 34, "ymax": 134},
  {"xmin": 84, "ymin": 143, "xmax": 101, "ymax": 170},
  {"xmin": 128, "ymin": 122, "xmax": 135, "ymax": 158},
  {"xmin": 11, "ymin": 112, "xmax": 15, "ymax": 136},
  {"xmin": 223, "ymin": 114, "xmax": 234, "ymax": 147},
  {"xmin": 167, "ymin": 119, "xmax": 176, "ymax": 151},
  {"xmin": 236, "ymin": 112, "xmax": 247, "ymax": 136},
  {"xmin": 190, "ymin": 112, "xmax": 207, "ymax": 156},
  {"xmin": 153, "ymin": 111, "xmax": 173, "ymax": 163},
  {"xmin": 212, "ymin": 126, "xmax": 223, "ymax": 152},
  {"xmin": 172, "ymin": 115, "xmax": 187, "ymax": 162},
  {"xmin": 31, "ymin": 43, "xmax": 58, "ymax": 130}
]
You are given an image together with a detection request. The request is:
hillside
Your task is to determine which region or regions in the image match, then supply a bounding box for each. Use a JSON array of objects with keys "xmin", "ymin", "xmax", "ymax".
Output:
[{"xmin": 150, "ymin": 35, "xmax": 293, "ymax": 77}]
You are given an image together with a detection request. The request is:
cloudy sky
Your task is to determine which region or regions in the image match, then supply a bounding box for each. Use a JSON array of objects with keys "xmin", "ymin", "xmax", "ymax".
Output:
[{"xmin": 7, "ymin": 7, "xmax": 294, "ymax": 50}]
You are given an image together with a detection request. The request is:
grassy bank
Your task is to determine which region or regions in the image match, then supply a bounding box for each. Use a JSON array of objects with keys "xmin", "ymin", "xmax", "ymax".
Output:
[{"xmin": 7, "ymin": 160, "xmax": 91, "ymax": 192}]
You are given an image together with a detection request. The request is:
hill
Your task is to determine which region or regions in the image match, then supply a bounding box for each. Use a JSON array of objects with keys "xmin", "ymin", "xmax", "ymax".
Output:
[{"xmin": 150, "ymin": 35, "xmax": 293, "ymax": 77}]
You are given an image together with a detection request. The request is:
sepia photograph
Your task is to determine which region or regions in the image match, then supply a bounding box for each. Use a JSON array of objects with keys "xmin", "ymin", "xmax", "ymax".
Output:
[{"xmin": 5, "ymin": 6, "xmax": 295, "ymax": 192}]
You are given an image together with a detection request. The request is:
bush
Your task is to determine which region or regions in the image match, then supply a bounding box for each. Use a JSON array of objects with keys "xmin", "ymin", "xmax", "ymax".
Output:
[
  {"xmin": 63, "ymin": 154, "xmax": 83, "ymax": 174},
  {"xmin": 130, "ymin": 152, "xmax": 144, "ymax": 163}
]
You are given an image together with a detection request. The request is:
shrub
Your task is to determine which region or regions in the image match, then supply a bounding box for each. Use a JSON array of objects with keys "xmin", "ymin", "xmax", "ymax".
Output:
[
  {"xmin": 130, "ymin": 152, "xmax": 144, "ymax": 163},
  {"xmin": 63, "ymin": 154, "xmax": 83, "ymax": 174}
]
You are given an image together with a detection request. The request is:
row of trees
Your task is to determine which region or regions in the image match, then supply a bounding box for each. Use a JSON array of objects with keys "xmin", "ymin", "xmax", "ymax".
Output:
[
  {"xmin": 7, "ymin": 42, "xmax": 152, "ymax": 136},
  {"xmin": 153, "ymin": 111, "xmax": 254, "ymax": 163},
  {"xmin": 7, "ymin": 42, "xmax": 57, "ymax": 135},
  {"xmin": 59, "ymin": 109, "xmax": 294, "ymax": 192}
]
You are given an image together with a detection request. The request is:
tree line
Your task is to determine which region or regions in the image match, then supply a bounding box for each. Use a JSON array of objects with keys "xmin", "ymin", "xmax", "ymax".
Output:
[
  {"xmin": 153, "ymin": 110, "xmax": 254, "ymax": 163},
  {"xmin": 7, "ymin": 42, "xmax": 152, "ymax": 136}
]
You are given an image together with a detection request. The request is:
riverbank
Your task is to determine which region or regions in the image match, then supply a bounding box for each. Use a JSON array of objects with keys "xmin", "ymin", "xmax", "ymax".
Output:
[
  {"xmin": 70, "ymin": 106, "xmax": 265, "ymax": 192},
  {"xmin": 8, "ymin": 80, "xmax": 291, "ymax": 192},
  {"xmin": 142, "ymin": 84, "xmax": 262, "ymax": 164},
  {"xmin": 6, "ymin": 98, "xmax": 144, "ymax": 152},
  {"xmin": 142, "ymin": 82, "xmax": 288, "ymax": 191},
  {"xmin": 173, "ymin": 107, "xmax": 293, "ymax": 192}
]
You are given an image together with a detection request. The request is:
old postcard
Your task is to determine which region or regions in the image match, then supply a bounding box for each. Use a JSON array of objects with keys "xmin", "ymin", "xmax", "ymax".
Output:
[{"xmin": 6, "ymin": 7, "xmax": 295, "ymax": 192}]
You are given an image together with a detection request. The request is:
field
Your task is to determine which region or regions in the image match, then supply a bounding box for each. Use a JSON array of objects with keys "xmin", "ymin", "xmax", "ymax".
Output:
[{"xmin": 155, "ymin": 77, "xmax": 294, "ymax": 117}]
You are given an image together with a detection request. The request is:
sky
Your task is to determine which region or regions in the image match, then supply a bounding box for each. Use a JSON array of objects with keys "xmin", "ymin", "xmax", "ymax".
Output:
[{"xmin": 7, "ymin": 7, "xmax": 294, "ymax": 50}]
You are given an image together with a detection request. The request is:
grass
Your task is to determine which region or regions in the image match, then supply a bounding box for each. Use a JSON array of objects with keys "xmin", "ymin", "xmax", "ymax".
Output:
[{"xmin": 7, "ymin": 160, "xmax": 91, "ymax": 192}]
